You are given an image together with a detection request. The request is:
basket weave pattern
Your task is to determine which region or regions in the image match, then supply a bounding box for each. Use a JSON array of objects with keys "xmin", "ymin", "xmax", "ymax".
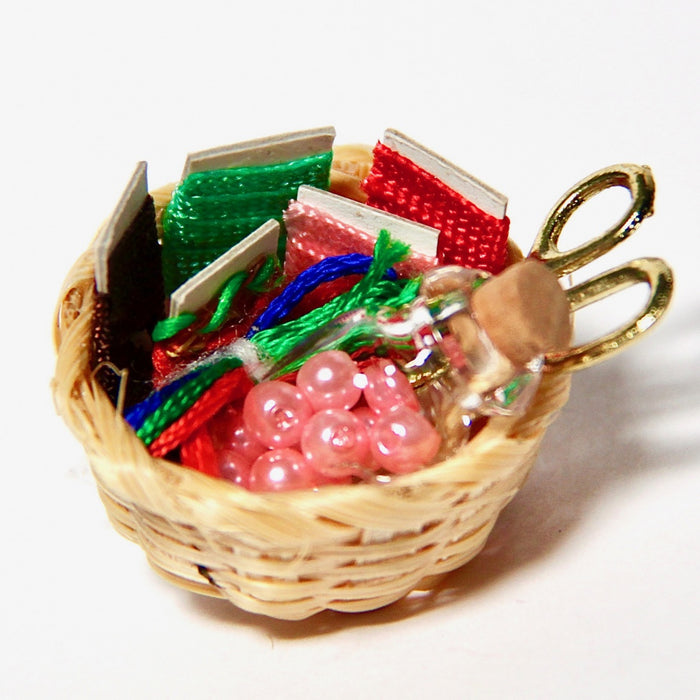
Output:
[{"xmin": 52, "ymin": 198, "xmax": 571, "ymax": 621}]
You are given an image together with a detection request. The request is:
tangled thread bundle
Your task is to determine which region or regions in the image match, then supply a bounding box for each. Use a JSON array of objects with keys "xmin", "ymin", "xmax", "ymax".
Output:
[{"xmin": 126, "ymin": 231, "xmax": 421, "ymax": 457}]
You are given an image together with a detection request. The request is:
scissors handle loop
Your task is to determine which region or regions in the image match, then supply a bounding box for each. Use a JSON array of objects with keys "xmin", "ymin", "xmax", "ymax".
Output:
[
  {"xmin": 531, "ymin": 164, "xmax": 655, "ymax": 275},
  {"xmin": 544, "ymin": 257, "xmax": 673, "ymax": 373}
]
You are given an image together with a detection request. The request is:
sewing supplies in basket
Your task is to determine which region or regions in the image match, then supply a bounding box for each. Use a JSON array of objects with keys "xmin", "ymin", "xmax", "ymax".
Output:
[
  {"xmin": 54, "ymin": 125, "xmax": 674, "ymax": 619},
  {"xmin": 89, "ymin": 127, "xmax": 671, "ymax": 493}
]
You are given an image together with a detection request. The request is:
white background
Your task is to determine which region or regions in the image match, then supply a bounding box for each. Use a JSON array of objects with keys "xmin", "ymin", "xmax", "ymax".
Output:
[{"xmin": 3, "ymin": 1, "xmax": 699, "ymax": 697}]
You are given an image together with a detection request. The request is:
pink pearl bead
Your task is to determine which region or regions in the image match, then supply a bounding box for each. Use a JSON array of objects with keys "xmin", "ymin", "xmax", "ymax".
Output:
[
  {"xmin": 370, "ymin": 406, "xmax": 441, "ymax": 474},
  {"xmin": 208, "ymin": 404, "xmax": 266, "ymax": 463},
  {"xmin": 243, "ymin": 381, "xmax": 313, "ymax": 449},
  {"xmin": 296, "ymin": 350, "xmax": 363, "ymax": 411},
  {"xmin": 248, "ymin": 448, "xmax": 320, "ymax": 492},
  {"xmin": 363, "ymin": 358, "xmax": 420, "ymax": 413},
  {"xmin": 352, "ymin": 406, "xmax": 377, "ymax": 430},
  {"xmin": 217, "ymin": 449, "xmax": 252, "ymax": 488},
  {"xmin": 301, "ymin": 409, "xmax": 371, "ymax": 478}
]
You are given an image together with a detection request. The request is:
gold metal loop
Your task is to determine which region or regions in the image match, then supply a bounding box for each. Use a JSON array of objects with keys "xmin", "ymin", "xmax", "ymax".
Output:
[
  {"xmin": 530, "ymin": 164, "xmax": 655, "ymax": 275},
  {"xmin": 544, "ymin": 257, "xmax": 673, "ymax": 373}
]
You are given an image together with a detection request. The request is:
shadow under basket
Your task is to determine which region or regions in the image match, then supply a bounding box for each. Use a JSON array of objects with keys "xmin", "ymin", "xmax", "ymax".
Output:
[{"xmin": 52, "ymin": 248, "xmax": 571, "ymax": 621}]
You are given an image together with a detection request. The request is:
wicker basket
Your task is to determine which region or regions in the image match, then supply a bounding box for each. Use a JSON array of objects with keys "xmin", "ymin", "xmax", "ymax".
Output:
[
  {"xmin": 53, "ymin": 257, "xmax": 571, "ymax": 621},
  {"xmin": 52, "ymin": 153, "xmax": 671, "ymax": 620}
]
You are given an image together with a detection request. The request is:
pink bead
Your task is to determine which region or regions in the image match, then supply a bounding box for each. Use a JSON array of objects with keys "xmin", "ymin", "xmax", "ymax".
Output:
[
  {"xmin": 296, "ymin": 350, "xmax": 363, "ymax": 411},
  {"xmin": 363, "ymin": 359, "xmax": 420, "ymax": 413},
  {"xmin": 370, "ymin": 406, "xmax": 441, "ymax": 474},
  {"xmin": 208, "ymin": 404, "xmax": 266, "ymax": 463},
  {"xmin": 243, "ymin": 380, "xmax": 313, "ymax": 449},
  {"xmin": 352, "ymin": 406, "xmax": 377, "ymax": 430},
  {"xmin": 217, "ymin": 450, "xmax": 252, "ymax": 488},
  {"xmin": 248, "ymin": 448, "xmax": 320, "ymax": 492},
  {"xmin": 301, "ymin": 409, "xmax": 371, "ymax": 478}
]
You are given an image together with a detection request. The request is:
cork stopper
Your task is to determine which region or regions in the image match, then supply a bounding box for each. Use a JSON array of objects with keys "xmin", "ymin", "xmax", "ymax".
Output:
[{"xmin": 471, "ymin": 259, "xmax": 572, "ymax": 366}]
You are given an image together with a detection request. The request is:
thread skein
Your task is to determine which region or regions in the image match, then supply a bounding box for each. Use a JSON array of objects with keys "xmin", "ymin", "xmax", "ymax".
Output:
[{"xmin": 162, "ymin": 151, "xmax": 333, "ymax": 293}]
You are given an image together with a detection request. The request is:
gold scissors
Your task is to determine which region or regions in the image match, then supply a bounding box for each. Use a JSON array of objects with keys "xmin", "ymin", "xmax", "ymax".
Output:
[{"xmin": 530, "ymin": 164, "xmax": 674, "ymax": 373}]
